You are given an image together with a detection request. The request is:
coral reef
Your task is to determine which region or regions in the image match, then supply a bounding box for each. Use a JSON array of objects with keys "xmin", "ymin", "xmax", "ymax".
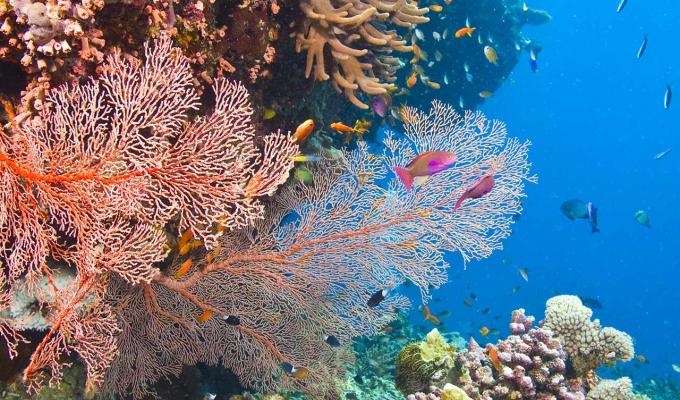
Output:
[
  {"xmin": 295, "ymin": 0, "xmax": 429, "ymax": 109},
  {"xmin": 0, "ymin": 37, "xmax": 297, "ymax": 394},
  {"xmin": 586, "ymin": 378, "xmax": 649, "ymax": 400},
  {"xmin": 543, "ymin": 295, "xmax": 634, "ymax": 375},
  {"xmin": 405, "ymin": 295, "xmax": 645, "ymax": 400},
  {"xmin": 100, "ymin": 100, "xmax": 533, "ymax": 398},
  {"xmin": 396, "ymin": 328, "xmax": 457, "ymax": 394}
]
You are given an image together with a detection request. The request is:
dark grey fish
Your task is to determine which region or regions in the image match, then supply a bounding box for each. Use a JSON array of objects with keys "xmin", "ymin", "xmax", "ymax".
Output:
[
  {"xmin": 637, "ymin": 35, "xmax": 648, "ymax": 59},
  {"xmin": 560, "ymin": 199, "xmax": 589, "ymax": 220},
  {"xmin": 616, "ymin": 0, "xmax": 628, "ymax": 13},
  {"xmin": 367, "ymin": 288, "xmax": 388, "ymax": 308},
  {"xmin": 223, "ymin": 315, "xmax": 240, "ymax": 326},
  {"xmin": 578, "ymin": 295, "xmax": 603, "ymax": 309},
  {"xmin": 324, "ymin": 335, "xmax": 341, "ymax": 347},
  {"xmin": 665, "ymin": 85, "xmax": 672, "ymax": 110}
]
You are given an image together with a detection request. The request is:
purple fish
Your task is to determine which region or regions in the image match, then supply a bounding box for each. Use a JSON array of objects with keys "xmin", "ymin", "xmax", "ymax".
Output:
[
  {"xmin": 371, "ymin": 95, "xmax": 388, "ymax": 117},
  {"xmin": 393, "ymin": 151, "xmax": 457, "ymax": 191},
  {"xmin": 453, "ymin": 175, "xmax": 495, "ymax": 211}
]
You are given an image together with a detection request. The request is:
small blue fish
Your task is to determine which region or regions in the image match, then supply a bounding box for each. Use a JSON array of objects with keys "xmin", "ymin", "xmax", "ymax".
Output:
[
  {"xmin": 587, "ymin": 201, "xmax": 599, "ymax": 233},
  {"xmin": 636, "ymin": 35, "xmax": 648, "ymax": 60},
  {"xmin": 324, "ymin": 335, "xmax": 341, "ymax": 347},
  {"xmin": 664, "ymin": 85, "xmax": 672, "ymax": 110},
  {"xmin": 281, "ymin": 362, "xmax": 295, "ymax": 374},
  {"xmin": 616, "ymin": 0, "xmax": 628, "ymax": 13}
]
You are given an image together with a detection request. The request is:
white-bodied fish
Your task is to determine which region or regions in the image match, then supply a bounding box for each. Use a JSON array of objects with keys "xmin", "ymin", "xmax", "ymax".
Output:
[
  {"xmin": 654, "ymin": 148, "xmax": 672, "ymax": 160},
  {"xmin": 433, "ymin": 31, "xmax": 441, "ymax": 41},
  {"xmin": 519, "ymin": 268, "xmax": 529, "ymax": 282},
  {"xmin": 414, "ymin": 28, "xmax": 425, "ymax": 41},
  {"xmin": 434, "ymin": 50, "xmax": 443, "ymax": 61},
  {"xmin": 616, "ymin": 0, "xmax": 628, "ymax": 13},
  {"xmin": 428, "ymin": 61, "xmax": 435, "ymax": 68},
  {"xmin": 443, "ymin": 74, "xmax": 449, "ymax": 85},
  {"xmin": 463, "ymin": 63, "xmax": 470, "ymax": 73},
  {"xmin": 515, "ymin": 42, "xmax": 521, "ymax": 51},
  {"xmin": 664, "ymin": 85, "xmax": 672, "ymax": 109},
  {"xmin": 672, "ymin": 364, "xmax": 680, "ymax": 373},
  {"xmin": 459, "ymin": 96, "xmax": 465, "ymax": 109},
  {"xmin": 442, "ymin": 28, "xmax": 449, "ymax": 39},
  {"xmin": 477, "ymin": 34, "xmax": 483, "ymax": 45},
  {"xmin": 465, "ymin": 16, "xmax": 470, "ymax": 28}
]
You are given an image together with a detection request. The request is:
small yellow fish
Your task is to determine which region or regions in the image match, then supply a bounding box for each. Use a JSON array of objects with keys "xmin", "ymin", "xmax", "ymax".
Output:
[
  {"xmin": 480, "ymin": 326, "xmax": 490, "ymax": 336},
  {"xmin": 294, "ymin": 165, "xmax": 314, "ymax": 185},
  {"xmin": 427, "ymin": 81, "xmax": 441, "ymax": 90},
  {"xmin": 263, "ymin": 107, "xmax": 276, "ymax": 120},
  {"xmin": 292, "ymin": 367, "xmax": 311, "ymax": 379},
  {"xmin": 479, "ymin": 91, "xmax": 493, "ymax": 98},
  {"xmin": 484, "ymin": 46, "xmax": 498, "ymax": 65},
  {"xmin": 429, "ymin": 4, "xmax": 443, "ymax": 12},
  {"xmin": 291, "ymin": 154, "xmax": 321, "ymax": 162}
]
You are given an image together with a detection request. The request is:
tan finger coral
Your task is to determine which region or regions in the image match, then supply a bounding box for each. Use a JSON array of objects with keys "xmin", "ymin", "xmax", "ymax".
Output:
[
  {"xmin": 543, "ymin": 295, "xmax": 634, "ymax": 374},
  {"xmin": 296, "ymin": 0, "xmax": 429, "ymax": 109}
]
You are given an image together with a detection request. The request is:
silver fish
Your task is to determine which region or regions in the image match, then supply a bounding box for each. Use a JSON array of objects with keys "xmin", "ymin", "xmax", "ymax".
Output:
[
  {"xmin": 443, "ymin": 28, "xmax": 449, "ymax": 39},
  {"xmin": 443, "ymin": 74, "xmax": 449, "ymax": 85},
  {"xmin": 433, "ymin": 31, "xmax": 441, "ymax": 41},
  {"xmin": 636, "ymin": 35, "xmax": 648, "ymax": 59},
  {"xmin": 616, "ymin": 0, "xmax": 628, "ymax": 13},
  {"xmin": 459, "ymin": 96, "xmax": 465, "ymax": 109},
  {"xmin": 654, "ymin": 148, "xmax": 672, "ymax": 160},
  {"xmin": 664, "ymin": 85, "xmax": 672, "ymax": 109},
  {"xmin": 414, "ymin": 28, "xmax": 425, "ymax": 41}
]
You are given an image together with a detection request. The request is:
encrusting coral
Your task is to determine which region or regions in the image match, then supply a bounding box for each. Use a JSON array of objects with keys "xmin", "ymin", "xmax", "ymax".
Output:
[
  {"xmin": 396, "ymin": 328, "xmax": 456, "ymax": 394},
  {"xmin": 542, "ymin": 295, "xmax": 634, "ymax": 374},
  {"xmin": 296, "ymin": 0, "xmax": 429, "ymax": 109}
]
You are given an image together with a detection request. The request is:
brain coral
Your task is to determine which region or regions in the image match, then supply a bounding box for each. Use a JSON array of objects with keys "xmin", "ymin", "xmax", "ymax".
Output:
[
  {"xmin": 542, "ymin": 295, "xmax": 634, "ymax": 374},
  {"xmin": 586, "ymin": 377, "xmax": 650, "ymax": 400},
  {"xmin": 296, "ymin": 0, "xmax": 429, "ymax": 109}
]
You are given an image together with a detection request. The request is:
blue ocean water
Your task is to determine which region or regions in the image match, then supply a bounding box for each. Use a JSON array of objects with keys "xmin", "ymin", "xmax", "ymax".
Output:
[{"xmin": 417, "ymin": 0, "xmax": 679, "ymax": 382}]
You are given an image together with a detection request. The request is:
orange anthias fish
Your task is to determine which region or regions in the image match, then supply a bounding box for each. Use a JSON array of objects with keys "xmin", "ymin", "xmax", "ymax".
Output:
[
  {"xmin": 197, "ymin": 309, "xmax": 214, "ymax": 322},
  {"xmin": 393, "ymin": 151, "xmax": 457, "ymax": 191},
  {"xmin": 487, "ymin": 344, "xmax": 502, "ymax": 372},
  {"xmin": 330, "ymin": 122, "xmax": 355, "ymax": 132},
  {"xmin": 293, "ymin": 119, "xmax": 315, "ymax": 143},
  {"xmin": 177, "ymin": 229, "xmax": 193, "ymax": 250},
  {"xmin": 455, "ymin": 27, "xmax": 476, "ymax": 38},
  {"xmin": 406, "ymin": 71, "xmax": 418, "ymax": 88},
  {"xmin": 480, "ymin": 326, "xmax": 490, "ymax": 336},
  {"xmin": 423, "ymin": 306, "xmax": 441, "ymax": 325},
  {"xmin": 453, "ymin": 175, "xmax": 495, "ymax": 211},
  {"xmin": 175, "ymin": 259, "xmax": 193, "ymax": 279}
]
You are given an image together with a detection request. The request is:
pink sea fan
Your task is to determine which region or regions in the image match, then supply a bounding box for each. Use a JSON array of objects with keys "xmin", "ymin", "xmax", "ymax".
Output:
[
  {"xmin": 105, "ymin": 101, "xmax": 535, "ymax": 398},
  {"xmin": 0, "ymin": 36, "xmax": 298, "ymax": 392}
]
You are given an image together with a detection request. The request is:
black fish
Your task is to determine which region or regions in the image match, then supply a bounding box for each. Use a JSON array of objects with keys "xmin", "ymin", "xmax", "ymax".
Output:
[
  {"xmin": 324, "ymin": 335, "xmax": 341, "ymax": 347},
  {"xmin": 481, "ymin": 307, "xmax": 491, "ymax": 315},
  {"xmin": 665, "ymin": 85, "xmax": 672, "ymax": 110},
  {"xmin": 578, "ymin": 296, "xmax": 603, "ymax": 310},
  {"xmin": 223, "ymin": 315, "xmax": 240, "ymax": 326},
  {"xmin": 637, "ymin": 35, "xmax": 648, "ymax": 59},
  {"xmin": 367, "ymin": 288, "xmax": 388, "ymax": 308},
  {"xmin": 281, "ymin": 362, "xmax": 295, "ymax": 374},
  {"xmin": 616, "ymin": 0, "xmax": 628, "ymax": 13}
]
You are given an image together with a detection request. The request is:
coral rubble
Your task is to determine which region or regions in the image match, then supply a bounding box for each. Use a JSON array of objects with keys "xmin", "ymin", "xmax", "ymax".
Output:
[{"xmin": 296, "ymin": 0, "xmax": 429, "ymax": 109}]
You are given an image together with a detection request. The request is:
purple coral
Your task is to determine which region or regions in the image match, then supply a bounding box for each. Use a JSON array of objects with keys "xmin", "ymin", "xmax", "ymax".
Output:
[{"xmin": 453, "ymin": 309, "xmax": 586, "ymax": 400}]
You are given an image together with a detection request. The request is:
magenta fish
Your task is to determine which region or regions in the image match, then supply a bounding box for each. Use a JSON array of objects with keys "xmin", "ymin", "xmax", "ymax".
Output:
[
  {"xmin": 371, "ymin": 94, "xmax": 390, "ymax": 118},
  {"xmin": 393, "ymin": 151, "xmax": 457, "ymax": 191},
  {"xmin": 453, "ymin": 175, "xmax": 495, "ymax": 211}
]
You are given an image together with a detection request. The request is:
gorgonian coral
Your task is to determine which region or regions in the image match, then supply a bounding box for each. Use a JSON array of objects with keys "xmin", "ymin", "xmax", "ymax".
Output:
[
  {"xmin": 296, "ymin": 0, "xmax": 429, "ymax": 109},
  {"xmin": 104, "ymin": 101, "xmax": 534, "ymax": 398},
  {"xmin": 0, "ymin": 36, "xmax": 297, "ymax": 392}
]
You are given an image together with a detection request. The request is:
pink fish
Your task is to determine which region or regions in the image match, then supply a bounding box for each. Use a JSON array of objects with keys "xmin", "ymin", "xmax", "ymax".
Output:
[
  {"xmin": 393, "ymin": 151, "xmax": 457, "ymax": 191},
  {"xmin": 453, "ymin": 175, "xmax": 495, "ymax": 211}
]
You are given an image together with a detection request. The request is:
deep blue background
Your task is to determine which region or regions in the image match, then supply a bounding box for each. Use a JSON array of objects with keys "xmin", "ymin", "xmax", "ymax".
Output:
[{"xmin": 416, "ymin": 0, "xmax": 679, "ymax": 381}]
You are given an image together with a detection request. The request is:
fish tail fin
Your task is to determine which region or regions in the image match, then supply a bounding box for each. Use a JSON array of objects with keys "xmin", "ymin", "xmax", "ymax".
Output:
[
  {"xmin": 453, "ymin": 195, "xmax": 465, "ymax": 212},
  {"xmin": 467, "ymin": 30, "xmax": 473, "ymax": 37},
  {"xmin": 393, "ymin": 167, "xmax": 413, "ymax": 191}
]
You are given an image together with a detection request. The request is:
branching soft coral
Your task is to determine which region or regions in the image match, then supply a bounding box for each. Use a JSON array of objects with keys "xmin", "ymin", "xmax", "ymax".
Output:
[
  {"xmin": 104, "ymin": 101, "xmax": 535, "ymax": 398},
  {"xmin": 296, "ymin": 0, "xmax": 429, "ymax": 109}
]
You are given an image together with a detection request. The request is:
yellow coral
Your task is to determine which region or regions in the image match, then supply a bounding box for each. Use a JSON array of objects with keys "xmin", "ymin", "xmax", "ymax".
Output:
[
  {"xmin": 395, "ymin": 329, "xmax": 456, "ymax": 394},
  {"xmin": 440, "ymin": 383, "xmax": 472, "ymax": 400}
]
